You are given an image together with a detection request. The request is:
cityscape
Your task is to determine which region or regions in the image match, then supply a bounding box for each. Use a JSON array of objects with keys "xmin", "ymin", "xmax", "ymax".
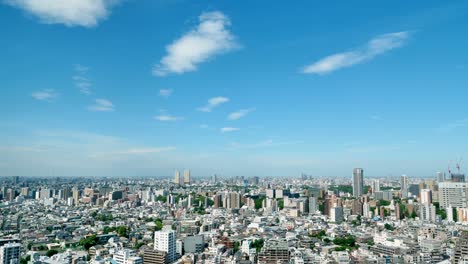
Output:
[{"xmin": 1, "ymin": 1, "xmax": 468, "ymax": 264}]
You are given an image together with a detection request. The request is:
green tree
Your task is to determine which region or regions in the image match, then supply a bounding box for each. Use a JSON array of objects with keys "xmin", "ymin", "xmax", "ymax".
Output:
[
  {"xmin": 384, "ymin": 223, "xmax": 394, "ymax": 231},
  {"xmin": 46, "ymin": 249, "xmax": 59, "ymax": 257},
  {"xmin": 251, "ymin": 239, "xmax": 264, "ymax": 253},
  {"xmin": 116, "ymin": 226, "xmax": 128, "ymax": 238},
  {"xmin": 79, "ymin": 235, "xmax": 98, "ymax": 250},
  {"xmin": 233, "ymin": 241, "xmax": 240, "ymax": 253},
  {"xmin": 155, "ymin": 219, "xmax": 164, "ymax": 231}
]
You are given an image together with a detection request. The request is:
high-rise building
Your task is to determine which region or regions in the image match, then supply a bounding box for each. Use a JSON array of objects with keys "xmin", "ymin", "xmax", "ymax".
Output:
[
  {"xmin": 372, "ymin": 179, "xmax": 380, "ymax": 193},
  {"xmin": 183, "ymin": 170, "xmax": 190, "ymax": 185},
  {"xmin": 174, "ymin": 170, "xmax": 181, "ymax": 185},
  {"xmin": 352, "ymin": 168, "xmax": 364, "ymax": 197},
  {"xmin": 400, "ymin": 175, "xmax": 409, "ymax": 198},
  {"xmin": 451, "ymin": 173, "xmax": 466, "ymax": 183},
  {"xmin": 223, "ymin": 192, "xmax": 241, "ymax": 209},
  {"xmin": 0, "ymin": 243, "xmax": 21, "ymax": 264},
  {"xmin": 436, "ymin": 172, "xmax": 445, "ymax": 182},
  {"xmin": 154, "ymin": 230, "xmax": 176, "ymax": 264},
  {"xmin": 143, "ymin": 249, "xmax": 166, "ymax": 264},
  {"xmin": 419, "ymin": 204, "xmax": 436, "ymax": 223},
  {"xmin": 257, "ymin": 239, "xmax": 289, "ymax": 264},
  {"xmin": 330, "ymin": 206, "xmax": 344, "ymax": 223},
  {"xmin": 453, "ymin": 231, "xmax": 468, "ymax": 263},
  {"xmin": 308, "ymin": 196, "xmax": 317, "ymax": 214},
  {"xmin": 438, "ymin": 182, "xmax": 468, "ymax": 208},
  {"xmin": 420, "ymin": 189, "xmax": 432, "ymax": 204}
]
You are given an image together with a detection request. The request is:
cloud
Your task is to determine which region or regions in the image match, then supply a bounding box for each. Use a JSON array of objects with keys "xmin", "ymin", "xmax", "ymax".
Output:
[
  {"xmin": 90, "ymin": 147, "xmax": 176, "ymax": 158},
  {"xmin": 159, "ymin": 89, "xmax": 172, "ymax": 98},
  {"xmin": 302, "ymin": 31, "xmax": 410, "ymax": 74},
  {"xmin": 88, "ymin": 99, "xmax": 114, "ymax": 112},
  {"xmin": 198, "ymin": 96, "xmax": 229, "ymax": 112},
  {"xmin": 221, "ymin": 127, "xmax": 239, "ymax": 133},
  {"xmin": 31, "ymin": 89, "xmax": 58, "ymax": 101},
  {"xmin": 154, "ymin": 114, "xmax": 183, "ymax": 122},
  {"xmin": 4, "ymin": 0, "xmax": 121, "ymax": 27},
  {"xmin": 153, "ymin": 11, "xmax": 238, "ymax": 76},
  {"xmin": 199, "ymin": 124, "xmax": 209, "ymax": 129},
  {"xmin": 228, "ymin": 108, "xmax": 255, "ymax": 120},
  {"xmin": 73, "ymin": 64, "xmax": 92, "ymax": 94},
  {"xmin": 229, "ymin": 139, "xmax": 303, "ymax": 149},
  {"xmin": 437, "ymin": 118, "xmax": 468, "ymax": 132}
]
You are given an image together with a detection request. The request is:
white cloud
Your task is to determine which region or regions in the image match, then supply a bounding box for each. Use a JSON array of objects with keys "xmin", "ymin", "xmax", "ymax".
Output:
[
  {"xmin": 159, "ymin": 89, "xmax": 172, "ymax": 98},
  {"xmin": 229, "ymin": 139, "xmax": 303, "ymax": 149},
  {"xmin": 90, "ymin": 147, "xmax": 176, "ymax": 157},
  {"xmin": 153, "ymin": 11, "xmax": 238, "ymax": 76},
  {"xmin": 302, "ymin": 31, "xmax": 410, "ymax": 74},
  {"xmin": 199, "ymin": 124, "xmax": 209, "ymax": 129},
  {"xmin": 221, "ymin": 127, "xmax": 239, "ymax": 133},
  {"xmin": 228, "ymin": 108, "xmax": 255, "ymax": 120},
  {"xmin": 154, "ymin": 114, "xmax": 183, "ymax": 122},
  {"xmin": 88, "ymin": 99, "xmax": 114, "ymax": 112},
  {"xmin": 437, "ymin": 118, "xmax": 468, "ymax": 132},
  {"xmin": 4, "ymin": 0, "xmax": 121, "ymax": 27},
  {"xmin": 31, "ymin": 89, "xmax": 58, "ymax": 101},
  {"xmin": 73, "ymin": 64, "xmax": 92, "ymax": 94},
  {"xmin": 198, "ymin": 96, "xmax": 229, "ymax": 112}
]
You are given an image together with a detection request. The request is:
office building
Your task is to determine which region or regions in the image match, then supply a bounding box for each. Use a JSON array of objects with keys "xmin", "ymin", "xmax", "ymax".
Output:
[
  {"xmin": 257, "ymin": 239, "xmax": 289, "ymax": 264},
  {"xmin": 114, "ymin": 249, "xmax": 142, "ymax": 264},
  {"xmin": 183, "ymin": 235, "xmax": 204, "ymax": 254},
  {"xmin": 174, "ymin": 170, "xmax": 181, "ymax": 185},
  {"xmin": 437, "ymin": 172, "xmax": 445, "ymax": 182},
  {"xmin": 453, "ymin": 231, "xmax": 468, "ymax": 263},
  {"xmin": 420, "ymin": 189, "xmax": 432, "ymax": 204},
  {"xmin": 372, "ymin": 179, "xmax": 380, "ymax": 193},
  {"xmin": 438, "ymin": 182, "xmax": 468, "ymax": 208},
  {"xmin": 330, "ymin": 206, "xmax": 344, "ymax": 223},
  {"xmin": 419, "ymin": 204, "xmax": 436, "ymax": 223},
  {"xmin": 400, "ymin": 175, "xmax": 408, "ymax": 198},
  {"xmin": 183, "ymin": 170, "xmax": 190, "ymax": 185},
  {"xmin": 154, "ymin": 230, "xmax": 176, "ymax": 264},
  {"xmin": 451, "ymin": 173, "xmax": 466, "ymax": 183},
  {"xmin": 0, "ymin": 243, "xmax": 20, "ymax": 264},
  {"xmin": 352, "ymin": 168, "xmax": 364, "ymax": 197},
  {"xmin": 143, "ymin": 249, "xmax": 166, "ymax": 264}
]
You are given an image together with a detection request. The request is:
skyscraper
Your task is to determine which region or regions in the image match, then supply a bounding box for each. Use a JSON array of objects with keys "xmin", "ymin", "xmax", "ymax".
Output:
[
  {"xmin": 154, "ymin": 230, "xmax": 176, "ymax": 264},
  {"xmin": 352, "ymin": 168, "xmax": 364, "ymax": 197},
  {"xmin": 183, "ymin": 170, "xmax": 190, "ymax": 185},
  {"xmin": 371, "ymin": 179, "xmax": 380, "ymax": 193},
  {"xmin": 0, "ymin": 243, "xmax": 21, "ymax": 264},
  {"xmin": 400, "ymin": 175, "xmax": 408, "ymax": 198},
  {"xmin": 436, "ymin": 171, "xmax": 445, "ymax": 182},
  {"xmin": 174, "ymin": 170, "xmax": 181, "ymax": 185},
  {"xmin": 420, "ymin": 189, "xmax": 432, "ymax": 204}
]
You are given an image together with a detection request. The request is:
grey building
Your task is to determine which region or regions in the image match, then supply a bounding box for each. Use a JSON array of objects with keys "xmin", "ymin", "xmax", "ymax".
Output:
[
  {"xmin": 183, "ymin": 235, "xmax": 204, "ymax": 254},
  {"xmin": 353, "ymin": 168, "xmax": 364, "ymax": 197}
]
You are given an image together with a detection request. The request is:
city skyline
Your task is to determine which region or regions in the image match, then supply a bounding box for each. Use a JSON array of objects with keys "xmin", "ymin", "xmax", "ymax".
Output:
[{"xmin": 1, "ymin": 0, "xmax": 468, "ymax": 177}]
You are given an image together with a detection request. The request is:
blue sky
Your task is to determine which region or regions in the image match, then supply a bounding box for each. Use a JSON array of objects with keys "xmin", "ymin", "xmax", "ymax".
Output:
[{"xmin": 1, "ymin": 0, "xmax": 467, "ymax": 177}]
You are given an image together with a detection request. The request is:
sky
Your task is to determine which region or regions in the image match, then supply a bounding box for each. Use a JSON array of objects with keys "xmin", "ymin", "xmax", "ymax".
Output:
[{"xmin": 1, "ymin": 0, "xmax": 467, "ymax": 178}]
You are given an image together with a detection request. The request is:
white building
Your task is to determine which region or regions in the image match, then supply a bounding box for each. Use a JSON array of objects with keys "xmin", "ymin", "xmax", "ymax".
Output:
[
  {"xmin": 420, "ymin": 189, "xmax": 432, "ymax": 204},
  {"xmin": 114, "ymin": 249, "xmax": 142, "ymax": 264},
  {"xmin": 154, "ymin": 230, "xmax": 176, "ymax": 263},
  {"xmin": 420, "ymin": 204, "xmax": 436, "ymax": 223},
  {"xmin": 0, "ymin": 243, "xmax": 21, "ymax": 264},
  {"xmin": 438, "ymin": 182, "xmax": 468, "ymax": 208}
]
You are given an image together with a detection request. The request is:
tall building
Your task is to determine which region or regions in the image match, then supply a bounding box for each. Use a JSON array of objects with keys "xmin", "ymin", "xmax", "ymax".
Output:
[
  {"xmin": 419, "ymin": 204, "xmax": 436, "ymax": 223},
  {"xmin": 257, "ymin": 239, "xmax": 289, "ymax": 264},
  {"xmin": 143, "ymin": 249, "xmax": 166, "ymax": 264},
  {"xmin": 352, "ymin": 168, "xmax": 364, "ymax": 197},
  {"xmin": 453, "ymin": 231, "xmax": 468, "ymax": 263},
  {"xmin": 0, "ymin": 243, "xmax": 21, "ymax": 264},
  {"xmin": 183, "ymin": 170, "xmax": 190, "ymax": 185},
  {"xmin": 400, "ymin": 175, "xmax": 409, "ymax": 199},
  {"xmin": 372, "ymin": 179, "xmax": 380, "ymax": 193},
  {"xmin": 451, "ymin": 173, "xmax": 466, "ymax": 183},
  {"xmin": 154, "ymin": 230, "xmax": 176, "ymax": 264},
  {"xmin": 420, "ymin": 189, "xmax": 432, "ymax": 204},
  {"xmin": 174, "ymin": 170, "xmax": 181, "ymax": 185},
  {"xmin": 436, "ymin": 172, "xmax": 445, "ymax": 182},
  {"xmin": 223, "ymin": 192, "xmax": 240, "ymax": 209},
  {"xmin": 438, "ymin": 182, "xmax": 468, "ymax": 208},
  {"xmin": 308, "ymin": 196, "xmax": 317, "ymax": 214}
]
